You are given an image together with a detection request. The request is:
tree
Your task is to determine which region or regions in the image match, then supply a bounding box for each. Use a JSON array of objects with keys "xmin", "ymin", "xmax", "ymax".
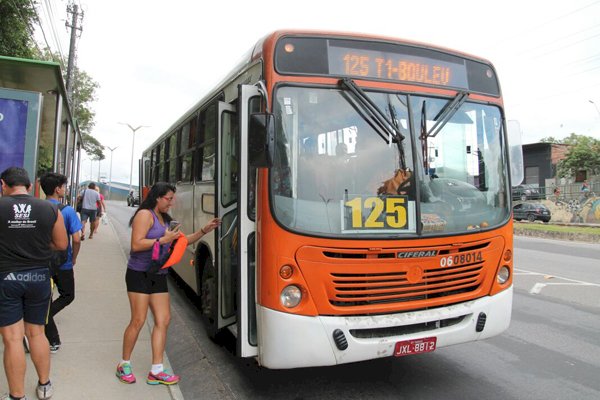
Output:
[
  {"xmin": 72, "ymin": 67, "xmax": 104, "ymax": 160},
  {"xmin": 2, "ymin": 3, "xmax": 105, "ymax": 165},
  {"xmin": 556, "ymin": 133, "xmax": 600, "ymax": 178},
  {"xmin": 539, "ymin": 136, "xmax": 560, "ymax": 144},
  {"xmin": 0, "ymin": 0, "xmax": 38, "ymax": 58},
  {"xmin": 38, "ymin": 49, "xmax": 104, "ymax": 160}
]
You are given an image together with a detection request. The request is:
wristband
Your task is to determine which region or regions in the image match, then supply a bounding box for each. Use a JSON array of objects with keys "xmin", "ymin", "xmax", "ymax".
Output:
[{"xmin": 200, "ymin": 227, "xmax": 207, "ymax": 235}]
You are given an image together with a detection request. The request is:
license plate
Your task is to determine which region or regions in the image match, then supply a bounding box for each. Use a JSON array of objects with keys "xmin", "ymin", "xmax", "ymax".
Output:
[{"xmin": 394, "ymin": 337, "xmax": 437, "ymax": 357}]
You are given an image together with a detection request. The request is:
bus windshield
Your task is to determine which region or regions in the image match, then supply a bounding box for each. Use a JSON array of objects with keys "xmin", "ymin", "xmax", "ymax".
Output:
[{"xmin": 270, "ymin": 85, "xmax": 510, "ymax": 237}]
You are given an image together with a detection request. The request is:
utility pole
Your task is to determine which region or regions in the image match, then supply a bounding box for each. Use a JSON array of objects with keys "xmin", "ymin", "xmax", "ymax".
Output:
[
  {"xmin": 590, "ymin": 100, "xmax": 600, "ymax": 119},
  {"xmin": 65, "ymin": 2, "xmax": 84, "ymax": 103}
]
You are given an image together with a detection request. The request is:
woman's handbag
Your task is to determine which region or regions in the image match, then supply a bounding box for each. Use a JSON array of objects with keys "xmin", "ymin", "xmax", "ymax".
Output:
[{"xmin": 147, "ymin": 233, "xmax": 188, "ymax": 274}]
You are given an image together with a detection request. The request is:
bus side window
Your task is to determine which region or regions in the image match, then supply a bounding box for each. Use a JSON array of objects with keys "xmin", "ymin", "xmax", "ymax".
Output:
[{"xmin": 195, "ymin": 102, "xmax": 218, "ymax": 182}]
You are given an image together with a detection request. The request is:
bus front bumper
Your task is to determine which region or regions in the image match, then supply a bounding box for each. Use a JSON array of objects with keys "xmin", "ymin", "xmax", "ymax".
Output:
[{"xmin": 257, "ymin": 287, "xmax": 512, "ymax": 369}]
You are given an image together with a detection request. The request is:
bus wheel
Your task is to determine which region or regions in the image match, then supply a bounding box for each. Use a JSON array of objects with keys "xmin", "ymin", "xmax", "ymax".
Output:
[{"xmin": 200, "ymin": 257, "xmax": 219, "ymax": 340}]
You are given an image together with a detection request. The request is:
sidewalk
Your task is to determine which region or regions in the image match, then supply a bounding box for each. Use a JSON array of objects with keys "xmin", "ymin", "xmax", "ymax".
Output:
[{"xmin": 0, "ymin": 220, "xmax": 183, "ymax": 399}]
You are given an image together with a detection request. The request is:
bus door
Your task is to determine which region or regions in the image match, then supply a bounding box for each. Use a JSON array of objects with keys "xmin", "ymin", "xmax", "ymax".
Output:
[
  {"xmin": 217, "ymin": 86, "xmax": 260, "ymax": 358},
  {"xmin": 235, "ymin": 84, "xmax": 261, "ymax": 357},
  {"xmin": 216, "ymin": 101, "xmax": 238, "ymax": 330}
]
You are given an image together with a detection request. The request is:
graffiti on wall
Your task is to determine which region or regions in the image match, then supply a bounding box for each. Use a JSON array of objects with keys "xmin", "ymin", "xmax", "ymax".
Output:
[{"xmin": 585, "ymin": 198, "xmax": 600, "ymax": 223}]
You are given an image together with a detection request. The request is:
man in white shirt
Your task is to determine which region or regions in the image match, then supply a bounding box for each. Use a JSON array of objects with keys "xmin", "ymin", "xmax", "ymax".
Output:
[{"xmin": 78, "ymin": 182, "xmax": 101, "ymax": 240}]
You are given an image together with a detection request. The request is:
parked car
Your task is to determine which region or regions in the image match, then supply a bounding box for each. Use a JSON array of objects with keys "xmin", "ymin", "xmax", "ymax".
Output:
[
  {"xmin": 512, "ymin": 184, "xmax": 541, "ymax": 201},
  {"xmin": 512, "ymin": 202, "xmax": 551, "ymax": 223},
  {"xmin": 127, "ymin": 190, "xmax": 140, "ymax": 207}
]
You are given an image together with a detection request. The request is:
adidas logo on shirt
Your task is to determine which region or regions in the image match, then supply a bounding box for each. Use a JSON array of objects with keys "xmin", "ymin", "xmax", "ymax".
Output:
[
  {"xmin": 3, "ymin": 272, "xmax": 47, "ymax": 282},
  {"xmin": 4, "ymin": 273, "xmax": 16, "ymax": 281}
]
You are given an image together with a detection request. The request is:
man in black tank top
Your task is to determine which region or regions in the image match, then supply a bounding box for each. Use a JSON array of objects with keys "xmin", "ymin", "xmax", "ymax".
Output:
[{"xmin": 0, "ymin": 167, "xmax": 68, "ymax": 400}]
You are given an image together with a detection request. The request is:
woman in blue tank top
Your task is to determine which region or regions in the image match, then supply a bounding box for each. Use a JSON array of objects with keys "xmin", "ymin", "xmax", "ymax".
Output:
[{"xmin": 116, "ymin": 182, "xmax": 220, "ymax": 385}]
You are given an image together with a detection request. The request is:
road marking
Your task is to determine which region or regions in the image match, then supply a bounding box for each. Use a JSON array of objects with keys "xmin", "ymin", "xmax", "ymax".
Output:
[
  {"xmin": 515, "ymin": 268, "xmax": 600, "ymax": 295},
  {"xmin": 514, "ymin": 271, "xmax": 540, "ymax": 276}
]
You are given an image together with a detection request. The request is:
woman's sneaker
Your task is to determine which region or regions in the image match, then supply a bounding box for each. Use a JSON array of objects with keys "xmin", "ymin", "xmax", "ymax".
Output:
[
  {"xmin": 36, "ymin": 380, "xmax": 53, "ymax": 400},
  {"xmin": 116, "ymin": 363, "xmax": 136, "ymax": 384},
  {"xmin": 146, "ymin": 370, "xmax": 180, "ymax": 385}
]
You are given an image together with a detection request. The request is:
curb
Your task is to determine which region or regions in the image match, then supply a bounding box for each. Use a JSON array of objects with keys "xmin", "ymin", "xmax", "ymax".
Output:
[{"xmin": 514, "ymin": 227, "xmax": 600, "ymax": 243}]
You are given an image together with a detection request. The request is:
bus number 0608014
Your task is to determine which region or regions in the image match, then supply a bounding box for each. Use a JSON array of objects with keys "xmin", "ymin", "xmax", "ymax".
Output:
[{"xmin": 439, "ymin": 251, "xmax": 483, "ymax": 268}]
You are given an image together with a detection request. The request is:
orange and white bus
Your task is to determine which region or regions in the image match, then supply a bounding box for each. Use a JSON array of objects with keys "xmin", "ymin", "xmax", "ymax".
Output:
[{"xmin": 140, "ymin": 30, "xmax": 518, "ymax": 369}]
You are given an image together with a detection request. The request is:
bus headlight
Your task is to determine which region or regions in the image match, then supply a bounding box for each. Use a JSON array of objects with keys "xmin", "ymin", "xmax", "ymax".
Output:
[
  {"xmin": 280, "ymin": 285, "xmax": 302, "ymax": 308},
  {"xmin": 497, "ymin": 266, "xmax": 510, "ymax": 284}
]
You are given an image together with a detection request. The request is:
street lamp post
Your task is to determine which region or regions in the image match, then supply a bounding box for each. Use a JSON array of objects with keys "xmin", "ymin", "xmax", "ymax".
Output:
[
  {"xmin": 589, "ymin": 100, "xmax": 600, "ymax": 118},
  {"xmin": 119, "ymin": 123, "xmax": 149, "ymax": 192},
  {"xmin": 106, "ymin": 146, "xmax": 118, "ymax": 200}
]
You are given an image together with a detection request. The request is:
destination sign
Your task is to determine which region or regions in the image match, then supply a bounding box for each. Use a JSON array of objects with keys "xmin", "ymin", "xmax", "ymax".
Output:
[
  {"xmin": 328, "ymin": 46, "xmax": 468, "ymax": 88},
  {"xmin": 274, "ymin": 36, "xmax": 500, "ymax": 96}
]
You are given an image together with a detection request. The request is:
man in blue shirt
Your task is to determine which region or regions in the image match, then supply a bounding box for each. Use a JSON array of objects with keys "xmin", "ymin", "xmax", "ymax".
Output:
[{"xmin": 40, "ymin": 173, "xmax": 82, "ymax": 353}]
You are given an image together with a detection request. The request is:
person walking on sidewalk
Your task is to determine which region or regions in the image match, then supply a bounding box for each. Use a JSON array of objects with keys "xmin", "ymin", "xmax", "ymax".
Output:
[
  {"xmin": 0, "ymin": 167, "xmax": 68, "ymax": 400},
  {"xmin": 78, "ymin": 182, "xmax": 101, "ymax": 240},
  {"xmin": 116, "ymin": 182, "xmax": 220, "ymax": 386},
  {"xmin": 92, "ymin": 186, "xmax": 106, "ymax": 235},
  {"xmin": 40, "ymin": 172, "xmax": 82, "ymax": 354}
]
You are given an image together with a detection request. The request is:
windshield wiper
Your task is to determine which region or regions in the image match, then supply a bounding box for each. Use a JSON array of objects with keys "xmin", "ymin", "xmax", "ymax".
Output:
[
  {"xmin": 340, "ymin": 78, "xmax": 406, "ymax": 169},
  {"xmin": 427, "ymin": 91, "xmax": 469, "ymax": 137}
]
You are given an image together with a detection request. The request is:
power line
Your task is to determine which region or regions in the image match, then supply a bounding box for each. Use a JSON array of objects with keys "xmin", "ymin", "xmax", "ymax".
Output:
[
  {"xmin": 517, "ymin": 23, "xmax": 600, "ymax": 56},
  {"xmin": 529, "ymin": 31, "xmax": 600, "ymax": 60},
  {"xmin": 494, "ymin": 0, "xmax": 600, "ymax": 46},
  {"xmin": 38, "ymin": 0, "xmax": 64, "ymax": 61},
  {"xmin": 510, "ymin": 80, "xmax": 600, "ymax": 108},
  {"xmin": 564, "ymin": 52, "xmax": 600, "ymax": 66},
  {"xmin": 43, "ymin": 0, "xmax": 66, "ymax": 60}
]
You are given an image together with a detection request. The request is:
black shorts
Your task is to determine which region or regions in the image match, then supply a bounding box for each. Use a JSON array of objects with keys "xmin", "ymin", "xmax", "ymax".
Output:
[
  {"xmin": 125, "ymin": 269, "xmax": 168, "ymax": 294},
  {"xmin": 0, "ymin": 267, "xmax": 51, "ymax": 327},
  {"xmin": 80, "ymin": 208, "xmax": 97, "ymax": 222}
]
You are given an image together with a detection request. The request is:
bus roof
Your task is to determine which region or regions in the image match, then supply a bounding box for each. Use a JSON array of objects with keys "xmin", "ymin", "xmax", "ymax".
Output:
[
  {"xmin": 260, "ymin": 30, "xmax": 495, "ymax": 66},
  {"xmin": 145, "ymin": 30, "xmax": 498, "ymax": 153}
]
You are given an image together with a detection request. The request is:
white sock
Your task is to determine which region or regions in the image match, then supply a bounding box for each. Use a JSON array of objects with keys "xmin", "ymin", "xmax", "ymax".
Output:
[
  {"xmin": 120, "ymin": 360, "xmax": 130, "ymax": 366},
  {"xmin": 151, "ymin": 363, "xmax": 164, "ymax": 375}
]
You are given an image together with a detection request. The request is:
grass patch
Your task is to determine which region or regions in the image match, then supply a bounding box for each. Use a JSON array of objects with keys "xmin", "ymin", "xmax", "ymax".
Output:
[{"xmin": 514, "ymin": 222, "xmax": 600, "ymax": 236}]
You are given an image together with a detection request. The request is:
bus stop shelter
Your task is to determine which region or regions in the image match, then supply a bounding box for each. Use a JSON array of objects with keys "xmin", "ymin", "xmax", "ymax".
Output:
[{"xmin": 0, "ymin": 55, "xmax": 83, "ymax": 202}]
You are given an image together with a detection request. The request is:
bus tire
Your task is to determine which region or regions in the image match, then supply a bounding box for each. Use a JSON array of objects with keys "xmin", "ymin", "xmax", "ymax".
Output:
[{"xmin": 199, "ymin": 256, "xmax": 220, "ymax": 340}]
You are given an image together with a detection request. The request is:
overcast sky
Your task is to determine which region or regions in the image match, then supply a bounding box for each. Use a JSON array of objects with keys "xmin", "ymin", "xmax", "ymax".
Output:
[{"xmin": 38, "ymin": 0, "xmax": 600, "ymax": 183}]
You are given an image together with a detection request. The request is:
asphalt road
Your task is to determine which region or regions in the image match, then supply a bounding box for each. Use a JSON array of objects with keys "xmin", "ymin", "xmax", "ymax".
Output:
[{"xmin": 107, "ymin": 201, "xmax": 600, "ymax": 400}]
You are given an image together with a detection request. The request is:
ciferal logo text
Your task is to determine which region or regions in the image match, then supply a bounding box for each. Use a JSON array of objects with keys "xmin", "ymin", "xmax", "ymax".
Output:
[
  {"xmin": 397, "ymin": 250, "xmax": 438, "ymax": 258},
  {"xmin": 3, "ymin": 272, "xmax": 47, "ymax": 282}
]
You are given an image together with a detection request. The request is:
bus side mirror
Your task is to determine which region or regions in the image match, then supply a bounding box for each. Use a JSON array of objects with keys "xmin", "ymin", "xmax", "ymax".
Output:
[{"xmin": 249, "ymin": 113, "xmax": 274, "ymax": 168}]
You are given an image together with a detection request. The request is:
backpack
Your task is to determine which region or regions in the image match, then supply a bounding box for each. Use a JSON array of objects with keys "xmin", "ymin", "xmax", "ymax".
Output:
[
  {"xmin": 49, "ymin": 203, "xmax": 69, "ymax": 275},
  {"xmin": 76, "ymin": 189, "xmax": 85, "ymax": 213}
]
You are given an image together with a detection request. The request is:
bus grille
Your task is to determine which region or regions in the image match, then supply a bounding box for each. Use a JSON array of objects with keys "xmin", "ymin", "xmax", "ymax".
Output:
[{"xmin": 329, "ymin": 262, "xmax": 484, "ymax": 307}]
